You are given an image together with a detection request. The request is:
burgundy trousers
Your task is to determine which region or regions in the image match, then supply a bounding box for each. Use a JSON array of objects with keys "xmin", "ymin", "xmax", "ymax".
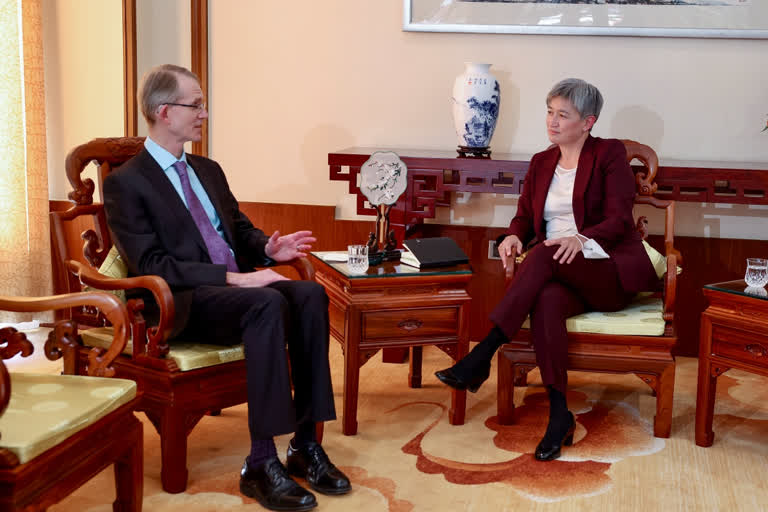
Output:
[{"xmin": 489, "ymin": 243, "xmax": 633, "ymax": 392}]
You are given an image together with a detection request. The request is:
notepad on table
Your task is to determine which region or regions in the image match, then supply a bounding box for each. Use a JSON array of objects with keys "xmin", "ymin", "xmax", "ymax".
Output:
[{"xmin": 319, "ymin": 252, "xmax": 348, "ymax": 262}]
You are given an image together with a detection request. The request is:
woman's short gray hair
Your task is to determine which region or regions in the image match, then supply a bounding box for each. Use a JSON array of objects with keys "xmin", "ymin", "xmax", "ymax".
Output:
[
  {"xmin": 546, "ymin": 78, "xmax": 603, "ymax": 120},
  {"xmin": 139, "ymin": 64, "xmax": 200, "ymax": 125}
]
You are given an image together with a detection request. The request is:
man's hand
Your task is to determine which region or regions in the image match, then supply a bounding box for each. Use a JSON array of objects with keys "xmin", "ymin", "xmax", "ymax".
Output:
[
  {"xmin": 264, "ymin": 230, "xmax": 317, "ymax": 262},
  {"xmin": 226, "ymin": 269, "xmax": 289, "ymax": 287},
  {"xmin": 543, "ymin": 235, "xmax": 584, "ymax": 264},
  {"xmin": 498, "ymin": 235, "xmax": 523, "ymax": 269}
]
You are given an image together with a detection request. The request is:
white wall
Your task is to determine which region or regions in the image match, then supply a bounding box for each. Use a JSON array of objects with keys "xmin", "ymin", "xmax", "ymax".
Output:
[
  {"xmin": 44, "ymin": 1, "xmax": 768, "ymax": 239},
  {"xmin": 136, "ymin": 0, "xmax": 190, "ymax": 138},
  {"xmin": 206, "ymin": 1, "xmax": 767, "ymax": 239},
  {"xmin": 43, "ymin": 0, "xmax": 123, "ymax": 200}
]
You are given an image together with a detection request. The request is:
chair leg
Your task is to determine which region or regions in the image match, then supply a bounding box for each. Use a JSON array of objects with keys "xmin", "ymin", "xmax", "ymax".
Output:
[
  {"xmin": 113, "ymin": 415, "xmax": 143, "ymax": 512},
  {"xmin": 497, "ymin": 351, "xmax": 516, "ymax": 425},
  {"xmin": 159, "ymin": 408, "xmax": 190, "ymax": 493},
  {"xmin": 653, "ymin": 363, "xmax": 675, "ymax": 438}
]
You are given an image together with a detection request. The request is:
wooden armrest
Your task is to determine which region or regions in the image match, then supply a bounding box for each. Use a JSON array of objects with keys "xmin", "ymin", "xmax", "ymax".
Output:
[
  {"xmin": 662, "ymin": 251, "xmax": 680, "ymax": 322},
  {"xmin": 256, "ymin": 257, "xmax": 316, "ymax": 281},
  {"xmin": 0, "ymin": 291, "xmax": 130, "ymax": 377},
  {"xmin": 66, "ymin": 260, "xmax": 175, "ymax": 344}
]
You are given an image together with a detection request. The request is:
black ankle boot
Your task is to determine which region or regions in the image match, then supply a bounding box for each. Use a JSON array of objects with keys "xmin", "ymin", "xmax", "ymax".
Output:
[
  {"xmin": 534, "ymin": 410, "xmax": 575, "ymax": 461},
  {"xmin": 434, "ymin": 364, "xmax": 490, "ymax": 393}
]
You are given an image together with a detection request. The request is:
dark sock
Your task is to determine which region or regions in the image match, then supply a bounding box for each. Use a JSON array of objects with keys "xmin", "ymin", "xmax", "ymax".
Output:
[
  {"xmin": 248, "ymin": 438, "xmax": 277, "ymax": 468},
  {"xmin": 291, "ymin": 421, "xmax": 317, "ymax": 449},
  {"xmin": 451, "ymin": 325, "xmax": 507, "ymax": 379}
]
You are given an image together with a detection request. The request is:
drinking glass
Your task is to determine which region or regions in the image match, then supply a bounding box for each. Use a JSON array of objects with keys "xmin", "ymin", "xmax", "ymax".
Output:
[
  {"xmin": 745, "ymin": 258, "xmax": 768, "ymax": 287},
  {"xmin": 347, "ymin": 245, "xmax": 369, "ymax": 274}
]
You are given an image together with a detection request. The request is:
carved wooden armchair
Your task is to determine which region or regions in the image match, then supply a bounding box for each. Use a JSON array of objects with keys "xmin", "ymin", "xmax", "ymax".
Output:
[
  {"xmin": 0, "ymin": 291, "xmax": 142, "ymax": 511},
  {"xmin": 49, "ymin": 137, "xmax": 319, "ymax": 493},
  {"xmin": 497, "ymin": 140, "xmax": 681, "ymax": 438}
]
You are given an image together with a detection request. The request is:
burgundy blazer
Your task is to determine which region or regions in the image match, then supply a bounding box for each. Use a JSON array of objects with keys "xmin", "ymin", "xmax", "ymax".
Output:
[{"xmin": 504, "ymin": 135, "xmax": 658, "ymax": 294}]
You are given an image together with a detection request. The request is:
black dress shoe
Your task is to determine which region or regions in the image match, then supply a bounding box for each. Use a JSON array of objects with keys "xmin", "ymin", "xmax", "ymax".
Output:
[
  {"xmin": 535, "ymin": 411, "xmax": 576, "ymax": 461},
  {"xmin": 286, "ymin": 441, "xmax": 351, "ymax": 495},
  {"xmin": 434, "ymin": 366, "xmax": 490, "ymax": 393},
  {"xmin": 240, "ymin": 456, "xmax": 317, "ymax": 511}
]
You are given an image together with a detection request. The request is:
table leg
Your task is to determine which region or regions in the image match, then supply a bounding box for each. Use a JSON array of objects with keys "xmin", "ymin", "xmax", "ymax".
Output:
[
  {"xmin": 342, "ymin": 316, "xmax": 361, "ymax": 436},
  {"xmin": 696, "ymin": 315, "xmax": 716, "ymax": 447},
  {"xmin": 449, "ymin": 312, "xmax": 469, "ymax": 425},
  {"xmin": 449, "ymin": 388, "xmax": 467, "ymax": 425},
  {"xmin": 409, "ymin": 346, "xmax": 422, "ymax": 388},
  {"xmin": 695, "ymin": 355, "xmax": 718, "ymax": 447}
]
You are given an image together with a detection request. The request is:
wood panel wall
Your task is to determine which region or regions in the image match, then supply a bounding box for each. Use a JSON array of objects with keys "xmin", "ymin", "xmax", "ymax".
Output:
[{"xmin": 50, "ymin": 200, "xmax": 768, "ymax": 357}]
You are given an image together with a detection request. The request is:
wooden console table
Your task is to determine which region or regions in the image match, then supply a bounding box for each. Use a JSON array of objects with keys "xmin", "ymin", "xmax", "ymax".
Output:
[
  {"xmin": 328, "ymin": 147, "xmax": 768, "ymax": 244},
  {"xmin": 696, "ymin": 280, "xmax": 768, "ymax": 446},
  {"xmin": 310, "ymin": 252, "xmax": 472, "ymax": 435}
]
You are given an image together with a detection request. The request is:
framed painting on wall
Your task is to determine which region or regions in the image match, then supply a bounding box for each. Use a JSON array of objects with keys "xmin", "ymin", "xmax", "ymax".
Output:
[{"xmin": 403, "ymin": 0, "xmax": 768, "ymax": 39}]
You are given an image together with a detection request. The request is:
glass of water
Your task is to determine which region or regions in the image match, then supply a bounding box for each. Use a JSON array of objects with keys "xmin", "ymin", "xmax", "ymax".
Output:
[
  {"xmin": 745, "ymin": 258, "xmax": 768, "ymax": 287},
  {"xmin": 347, "ymin": 245, "xmax": 369, "ymax": 274}
]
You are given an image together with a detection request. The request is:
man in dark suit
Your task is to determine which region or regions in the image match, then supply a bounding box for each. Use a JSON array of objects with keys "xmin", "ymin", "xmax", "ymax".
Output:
[{"xmin": 104, "ymin": 64, "xmax": 349, "ymax": 511}]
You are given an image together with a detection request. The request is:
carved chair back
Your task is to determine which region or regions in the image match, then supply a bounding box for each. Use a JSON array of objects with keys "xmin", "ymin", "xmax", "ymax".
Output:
[
  {"xmin": 50, "ymin": 137, "xmax": 146, "ymax": 326},
  {"xmin": 621, "ymin": 139, "xmax": 681, "ymax": 334}
]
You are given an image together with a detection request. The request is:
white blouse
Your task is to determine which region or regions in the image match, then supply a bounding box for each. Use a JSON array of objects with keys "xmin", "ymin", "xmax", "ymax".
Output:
[{"xmin": 543, "ymin": 164, "xmax": 609, "ymax": 259}]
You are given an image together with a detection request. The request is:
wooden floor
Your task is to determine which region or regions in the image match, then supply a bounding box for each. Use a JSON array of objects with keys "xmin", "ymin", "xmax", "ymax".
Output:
[{"xmin": 6, "ymin": 328, "xmax": 768, "ymax": 511}]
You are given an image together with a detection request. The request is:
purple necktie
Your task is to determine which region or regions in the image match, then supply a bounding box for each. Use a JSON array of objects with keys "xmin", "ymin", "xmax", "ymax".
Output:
[{"xmin": 172, "ymin": 161, "xmax": 239, "ymax": 272}]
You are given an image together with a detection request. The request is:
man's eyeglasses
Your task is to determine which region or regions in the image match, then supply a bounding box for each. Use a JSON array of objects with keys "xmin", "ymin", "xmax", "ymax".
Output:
[{"xmin": 164, "ymin": 102, "xmax": 206, "ymax": 112}]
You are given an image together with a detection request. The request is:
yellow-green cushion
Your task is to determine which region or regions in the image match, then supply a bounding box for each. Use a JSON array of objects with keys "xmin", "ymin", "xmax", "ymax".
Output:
[
  {"xmin": 84, "ymin": 246, "xmax": 128, "ymax": 302},
  {"xmin": 80, "ymin": 327, "xmax": 245, "ymax": 372},
  {"xmin": 0, "ymin": 373, "xmax": 136, "ymax": 464},
  {"xmin": 522, "ymin": 296, "xmax": 665, "ymax": 336},
  {"xmin": 642, "ymin": 240, "xmax": 682, "ymax": 279}
]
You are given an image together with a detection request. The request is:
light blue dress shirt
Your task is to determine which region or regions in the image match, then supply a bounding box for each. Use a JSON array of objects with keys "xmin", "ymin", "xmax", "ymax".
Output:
[{"xmin": 144, "ymin": 137, "xmax": 234, "ymax": 255}]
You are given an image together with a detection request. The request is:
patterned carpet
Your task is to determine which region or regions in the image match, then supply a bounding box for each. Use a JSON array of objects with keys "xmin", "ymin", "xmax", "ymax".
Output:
[{"xmin": 7, "ymin": 329, "xmax": 768, "ymax": 511}]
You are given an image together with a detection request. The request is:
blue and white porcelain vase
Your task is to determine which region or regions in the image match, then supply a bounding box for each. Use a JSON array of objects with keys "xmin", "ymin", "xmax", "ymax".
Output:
[{"xmin": 451, "ymin": 63, "xmax": 500, "ymax": 152}]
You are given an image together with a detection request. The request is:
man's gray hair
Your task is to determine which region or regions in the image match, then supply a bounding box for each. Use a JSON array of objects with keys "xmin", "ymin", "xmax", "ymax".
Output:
[
  {"xmin": 139, "ymin": 64, "xmax": 200, "ymax": 125},
  {"xmin": 546, "ymin": 78, "xmax": 603, "ymax": 120}
]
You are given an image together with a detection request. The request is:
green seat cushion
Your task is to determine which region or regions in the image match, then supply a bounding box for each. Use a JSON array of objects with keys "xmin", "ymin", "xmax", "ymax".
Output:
[
  {"xmin": 522, "ymin": 296, "xmax": 665, "ymax": 336},
  {"xmin": 642, "ymin": 240, "xmax": 682, "ymax": 279},
  {"xmin": 80, "ymin": 327, "xmax": 245, "ymax": 371},
  {"xmin": 0, "ymin": 373, "xmax": 136, "ymax": 464},
  {"xmin": 84, "ymin": 246, "xmax": 127, "ymax": 302}
]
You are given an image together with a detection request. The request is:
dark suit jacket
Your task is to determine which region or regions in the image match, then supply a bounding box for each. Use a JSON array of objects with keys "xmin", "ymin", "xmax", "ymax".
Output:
[
  {"xmin": 503, "ymin": 135, "xmax": 658, "ymax": 294},
  {"xmin": 103, "ymin": 148, "xmax": 271, "ymax": 333}
]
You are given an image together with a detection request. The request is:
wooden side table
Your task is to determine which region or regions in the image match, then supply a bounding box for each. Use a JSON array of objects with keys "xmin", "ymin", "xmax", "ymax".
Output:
[
  {"xmin": 310, "ymin": 253, "xmax": 472, "ymax": 435},
  {"xmin": 696, "ymin": 280, "xmax": 768, "ymax": 447}
]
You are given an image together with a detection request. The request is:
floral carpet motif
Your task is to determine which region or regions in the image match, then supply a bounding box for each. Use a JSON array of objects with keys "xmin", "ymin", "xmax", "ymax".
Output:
[{"xmin": 402, "ymin": 386, "xmax": 664, "ymax": 502}]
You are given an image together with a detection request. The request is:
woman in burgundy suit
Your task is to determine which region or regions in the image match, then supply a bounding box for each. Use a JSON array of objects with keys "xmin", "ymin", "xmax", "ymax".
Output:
[{"xmin": 436, "ymin": 78, "xmax": 658, "ymax": 461}]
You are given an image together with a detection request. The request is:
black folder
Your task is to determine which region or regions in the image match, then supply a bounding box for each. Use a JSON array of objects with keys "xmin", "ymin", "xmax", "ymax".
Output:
[{"xmin": 400, "ymin": 237, "xmax": 469, "ymax": 268}]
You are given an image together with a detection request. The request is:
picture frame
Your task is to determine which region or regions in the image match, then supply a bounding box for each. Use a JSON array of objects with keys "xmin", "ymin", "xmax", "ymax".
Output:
[{"xmin": 403, "ymin": 0, "xmax": 768, "ymax": 39}]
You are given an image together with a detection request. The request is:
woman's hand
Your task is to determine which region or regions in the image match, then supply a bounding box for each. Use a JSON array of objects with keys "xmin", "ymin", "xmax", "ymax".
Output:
[
  {"xmin": 264, "ymin": 230, "xmax": 317, "ymax": 262},
  {"xmin": 498, "ymin": 235, "xmax": 523, "ymax": 269},
  {"xmin": 543, "ymin": 235, "xmax": 584, "ymax": 264}
]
